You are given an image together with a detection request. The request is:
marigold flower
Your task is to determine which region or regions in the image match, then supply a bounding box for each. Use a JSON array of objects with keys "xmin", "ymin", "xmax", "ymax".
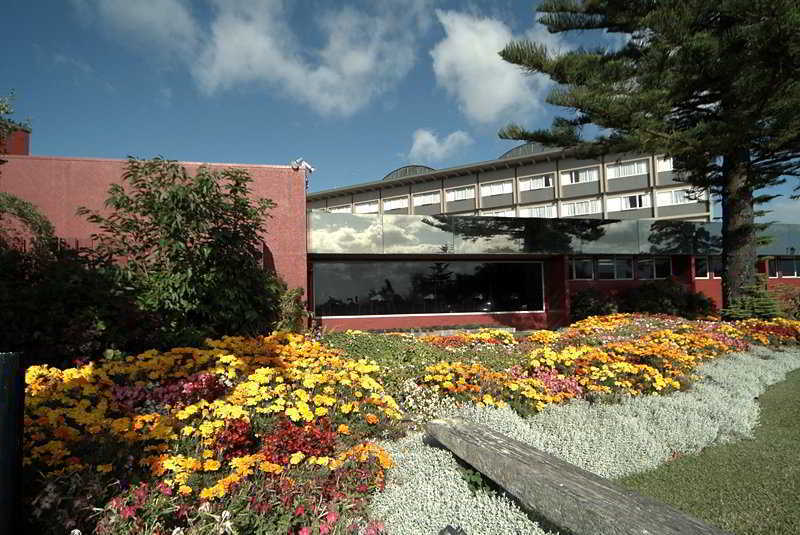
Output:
[
  {"xmin": 178, "ymin": 485, "xmax": 192, "ymax": 496},
  {"xmin": 289, "ymin": 452, "xmax": 306, "ymax": 465},
  {"xmin": 337, "ymin": 424, "xmax": 350, "ymax": 435},
  {"xmin": 365, "ymin": 413, "xmax": 379, "ymax": 425},
  {"xmin": 96, "ymin": 464, "xmax": 112, "ymax": 473}
]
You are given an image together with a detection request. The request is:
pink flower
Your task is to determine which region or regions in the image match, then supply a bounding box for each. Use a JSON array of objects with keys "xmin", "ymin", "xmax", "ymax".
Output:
[
  {"xmin": 326, "ymin": 510, "xmax": 339, "ymax": 524},
  {"xmin": 319, "ymin": 525, "xmax": 331, "ymax": 535},
  {"xmin": 298, "ymin": 528, "xmax": 311, "ymax": 535}
]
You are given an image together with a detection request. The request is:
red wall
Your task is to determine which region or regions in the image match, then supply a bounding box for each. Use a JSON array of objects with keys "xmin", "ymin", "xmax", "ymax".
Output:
[
  {"xmin": 0, "ymin": 130, "xmax": 30, "ymax": 156},
  {"xmin": 0, "ymin": 154, "xmax": 308, "ymax": 292}
]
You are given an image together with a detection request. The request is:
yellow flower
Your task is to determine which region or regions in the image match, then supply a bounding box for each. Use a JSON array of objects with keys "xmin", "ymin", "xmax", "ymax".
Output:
[
  {"xmin": 259, "ymin": 461, "xmax": 283, "ymax": 474},
  {"xmin": 289, "ymin": 452, "xmax": 305, "ymax": 465},
  {"xmin": 96, "ymin": 464, "xmax": 112, "ymax": 473},
  {"xmin": 202, "ymin": 449, "xmax": 214, "ymax": 459},
  {"xmin": 314, "ymin": 407, "xmax": 328, "ymax": 417},
  {"xmin": 178, "ymin": 485, "xmax": 192, "ymax": 496},
  {"xmin": 203, "ymin": 460, "xmax": 221, "ymax": 471},
  {"xmin": 338, "ymin": 424, "xmax": 350, "ymax": 435},
  {"xmin": 285, "ymin": 407, "xmax": 301, "ymax": 422}
]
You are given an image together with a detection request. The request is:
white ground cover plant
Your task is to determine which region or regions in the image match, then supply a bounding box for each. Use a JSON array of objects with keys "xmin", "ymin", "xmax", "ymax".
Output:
[{"xmin": 369, "ymin": 346, "xmax": 800, "ymax": 535}]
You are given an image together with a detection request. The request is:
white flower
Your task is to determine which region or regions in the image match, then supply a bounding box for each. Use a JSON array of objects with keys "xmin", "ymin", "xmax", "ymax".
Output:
[
  {"xmin": 70, "ymin": 530, "xmax": 82, "ymax": 535},
  {"xmin": 171, "ymin": 529, "xmax": 185, "ymax": 535}
]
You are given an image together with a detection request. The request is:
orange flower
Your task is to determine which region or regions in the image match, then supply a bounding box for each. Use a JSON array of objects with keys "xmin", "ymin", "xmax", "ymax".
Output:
[
  {"xmin": 337, "ymin": 424, "xmax": 350, "ymax": 435},
  {"xmin": 364, "ymin": 413, "xmax": 379, "ymax": 425}
]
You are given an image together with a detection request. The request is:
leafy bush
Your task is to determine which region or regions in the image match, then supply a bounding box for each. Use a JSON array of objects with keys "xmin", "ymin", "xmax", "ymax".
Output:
[
  {"xmin": 721, "ymin": 275, "xmax": 780, "ymax": 320},
  {"xmin": 569, "ymin": 287, "xmax": 618, "ymax": 322},
  {"xmin": 275, "ymin": 286, "xmax": 309, "ymax": 333},
  {"xmin": 619, "ymin": 279, "xmax": 714, "ymax": 319},
  {"xmin": 772, "ymin": 283, "xmax": 800, "ymax": 320},
  {"xmin": 79, "ymin": 157, "xmax": 283, "ymax": 345}
]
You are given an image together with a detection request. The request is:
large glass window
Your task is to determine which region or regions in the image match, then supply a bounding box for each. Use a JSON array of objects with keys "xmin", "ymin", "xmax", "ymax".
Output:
[
  {"xmin": 445, "ymin": 186, "xmax": 475, "ymax": 202},
  {"xmin": 637, "ymin": 257, "xmax": 672, "ymax": 279},
  {"xmin": 695, "ymin": 256, "xmax": 709, "ymax": 278},
  {"xmin": 561, "ymin": 167, "xmax": 600, "ymax": 184},
  {"xmin": 480, "ymin": 181, "xmax": 513, "ymax": 198},
  {"xmin": 607, "ymin": 193, "xmax": 651, "ymax": 212},
  {"xmin": 519, "ymin": 204, "xmax": 556, "ymax": 218},
  {"xmin": 779, "ymin": 257, "xmax": 798, "ymax": 277},
  {"xmin": 313, "ymin": 261, "xmax": 545, "ymax": 316},
  {"xmin": 382, "ymin": 197, "xmax": 408, "ymax": 211},
  {"xmin": 413, "ymin": 191, "xmax": 441, "ymax": 207},
  {"xmin": 596, "ymin": 258, "xmax": 634, "ymax": 280},
  {"xmin": 354, "ymin": 201, "xmax": 379, "ymax": 214},
  {"xmin": 518, "ymin": 174, "xmax": 553, "ymax": 191},
  {"xmin": 569, "ymin": 257, "xmax": 594, "ymax": 280}
]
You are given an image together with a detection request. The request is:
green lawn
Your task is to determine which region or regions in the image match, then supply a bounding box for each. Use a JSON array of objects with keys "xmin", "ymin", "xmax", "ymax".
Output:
[{"xmin": 619, "ymin": 368, "xmax": 800, "ymax": 535}]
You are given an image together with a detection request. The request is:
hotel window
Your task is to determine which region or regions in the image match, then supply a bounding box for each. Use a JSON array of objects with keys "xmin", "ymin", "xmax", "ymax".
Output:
[
  {"xmin": 445, "ymin": 186, "xmax": 475, "ymax": 202},
  {"xmin": 607, "ymin": 192, "xmax": 651, "ymax": 212},
  {"xmin": 561, "ymin": 167, "xmax": 600, "ymax": 185},
  {"xmin": 607, "ymin": 159, "xmax": 648, "ymax": 179},
  {"xmin": 596, "ymin": 257, "xmax": 634, "ymax": 280},
  {"xmin": 413, "ymin": 191, "xmax": 441, "ymax": 207},
  {"xmin": 637, "ymin": 257, "xmax": 672, "ymax": 279},
  {"xmin": 480, "ymin": 180, "xmax": 513, "ymax": 197},
  {"xmin": 382, "ymin": 196, "xmax": 408, "ymax": 211},
  {"xmin": 518, "ymin": 173, "xmax": 553, "ymax": 192},
  {"xmin": 695, "ymin": 256, "xmax": 709, "ymax": 278},
  {"xmin": 353, "ymin": 201, "xmax": 379, "ymax": 214},
  {"xmin": 327, "ymin": 205, "xmax": 351, "ymax": 214},
  {"xmin": 656, "ymin": 188, "xmax": 706, "ymax": 206},
  {"xmin": 779, "ymin": 257, "xmax": 799, "ymax": 277},
  {"xmin": 519, "ymin": 203, "xmax": 556, "ymax": 218},
  {"xmin": 562, "ymin": 198, "xmax": 601, "ymax": 216},
  {"xmin": 694, "ymin": 256, "xmax": 722, "ymax": 278},
  {"xmin": 482, "ymin": 208, "xmax": 516, "ymax": 217},
  {"xmin": 570, "ymin": 257, "xmax": 594, "ymax": 280},
  {"xmin": 656, "ymin": 156, "xmax": 674, "ymax": 172}
]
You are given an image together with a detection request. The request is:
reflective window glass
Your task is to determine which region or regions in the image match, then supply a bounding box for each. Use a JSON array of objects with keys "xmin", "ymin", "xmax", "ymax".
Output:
[
  {"xmin": 695, "ymin": 257, "xmax": 709, "ymax": 278},
  {"xmin": 313, "ymin": 261, "xmax": 544, "ymax": 317}
]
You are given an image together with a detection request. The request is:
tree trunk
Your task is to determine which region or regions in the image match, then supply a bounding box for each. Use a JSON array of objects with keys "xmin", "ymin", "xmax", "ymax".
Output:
[{"xmin": 721, "ymin": 149, "xmax": 758, "ymax": 311}]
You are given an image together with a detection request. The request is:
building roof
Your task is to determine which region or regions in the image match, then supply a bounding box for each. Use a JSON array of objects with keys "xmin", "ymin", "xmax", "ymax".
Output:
[{"xmin": 308, "ymin": 143, "xmax": 572, "ymax": 200}]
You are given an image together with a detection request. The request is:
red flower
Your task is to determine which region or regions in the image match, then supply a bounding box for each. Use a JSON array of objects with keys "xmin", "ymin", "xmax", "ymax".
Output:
[{"xmin": 294, "ymin": 504, "xmax": 305, "ymax": 516}]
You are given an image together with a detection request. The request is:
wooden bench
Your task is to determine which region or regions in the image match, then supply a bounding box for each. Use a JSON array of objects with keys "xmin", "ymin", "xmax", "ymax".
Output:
[{"xmin": 426, "ymin": 418, "xmax": 731, "ymax": 535}]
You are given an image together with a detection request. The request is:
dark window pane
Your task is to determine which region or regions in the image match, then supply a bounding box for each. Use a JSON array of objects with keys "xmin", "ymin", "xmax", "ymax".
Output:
[
  {"xmin": 596, "ymin": 259, "xmax": 615, "ymax": 279},
  {"xmin": 711, "ymin": 256, "xmax": 723, "ymax": 278},
  {"xmin": 616, "ymin": 258, "xmax": 634, "ymax": 279},
  {"xmin": 768, "ymin": 258, "xmax": 777, "ymax": 277},
  {"xmin": 655, "ymin": 258, "xmax": 671, "ymax": 278},
  {"xmin": 637, "ymin": 259, "xmax": 654, "ymax": 279},
  {"xmin": 573, "ymin": 258, "xmax": 593, "ymax": 279},
  {"xmin": 313, "ymin": 261, "xmax": 544, "ymax": 316},
  {"xmin": 695, "ymin": 257, "xmax": 709, "ymax": 278},
  {"xmin": 780, "ymin": 257, "xmax": 797, "ymax": 277}
]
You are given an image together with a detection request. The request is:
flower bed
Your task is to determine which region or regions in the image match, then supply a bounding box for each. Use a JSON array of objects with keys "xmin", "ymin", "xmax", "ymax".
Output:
[{"xmin": 22, "ymin": 314, "xmax": 800, "ymax": 534}]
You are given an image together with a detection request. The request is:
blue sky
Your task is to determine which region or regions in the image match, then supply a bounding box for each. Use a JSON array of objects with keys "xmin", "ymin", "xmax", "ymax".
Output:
[{"xmin": 3, "ymin": 0, "xmax": 796, "ymax": 221}]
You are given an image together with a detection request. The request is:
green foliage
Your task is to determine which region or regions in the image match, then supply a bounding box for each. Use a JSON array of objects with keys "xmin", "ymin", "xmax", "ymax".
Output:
[
  {"xmin": 721, "ymin": 275, "xmax": 780, "ymax": 320},
  {"xmin": 275, "ymin": 286, "xmax": 309, "ymax": 333},
  {"xmin": 771, "ymin": 284, "xmax": 800, "ymax": 320},
  {"xmin": 619, "ymin": 279, "xmax": 714, "ymax": 319},
  {"xmin": 500, "ymin": 1, "xmax": 800, "ymax": 307},
  {"xmin": 570, "ymin": 287, "xmax": 619, "ymax": 322},
  {"xmin": 79, "ymin": 157, "xmax": 282, "ymax": 345}
]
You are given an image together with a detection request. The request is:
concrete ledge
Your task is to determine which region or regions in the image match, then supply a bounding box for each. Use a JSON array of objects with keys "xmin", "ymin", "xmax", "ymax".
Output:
[{"xmin": 426, "ymin": 417, "xmax": 730, "ymax": 535}]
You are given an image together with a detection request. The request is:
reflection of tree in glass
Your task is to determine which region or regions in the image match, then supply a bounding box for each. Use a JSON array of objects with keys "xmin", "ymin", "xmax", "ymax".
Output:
[
  {"xmin": 411, "ymin": 262, "xmax": 454, "ymax": 312},
  {"xmin": 646, "ymin": 221, "xmax": 722, "ymax": 255},
  {"xmin": 422, "ymin": 216, "xmax": 608, "ymax": 253}
]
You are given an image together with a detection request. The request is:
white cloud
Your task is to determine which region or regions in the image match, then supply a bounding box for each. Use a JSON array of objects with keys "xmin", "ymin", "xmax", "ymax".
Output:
[
  {"xmin": 54, "ymin": 53, "xmax": 93, "ymax": 74},
  {"xmin": 74, "ymin": 0, "xmax": 433, "ymax": 117},
  {"xmin": 430, "ymin": 10, "xmax": 567, "ymax": 124},
  {"xmin": 408, "ymin": 128, "xmax": 473, "ymax": 163}
]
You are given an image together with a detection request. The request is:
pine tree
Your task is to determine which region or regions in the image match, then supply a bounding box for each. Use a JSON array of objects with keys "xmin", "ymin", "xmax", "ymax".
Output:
[{"xmin": 499, "ymin": 0, "xmax": 800, "ymax": 310}]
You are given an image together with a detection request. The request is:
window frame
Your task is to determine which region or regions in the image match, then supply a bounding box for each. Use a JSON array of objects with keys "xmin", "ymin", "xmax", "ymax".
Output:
[
  {"xmin": 381, "ymin": 195, "xmax": 409, "ymax": 212},
  {"xmin": 518, "ymin": 203, "xmax": 557, "ymax": 218},
  {"xmin": 327, "ymin": 204, "xmax": 352, "ymax": 214},
  {"xmin": 656, "ymin": 187, "xmax": 708, "ymax": 207},
  {"xmin": 412, "ymin": 190, "xmax": 442, "ymax": 208},
  {"xmin": 636, "ymin": 256, "xmax": 673, "ymax": 280},
  {"xmin": 569, "ymin": 257, "xmax": 595, "ymax": 280},
  {"xmin": 481, "ymin": 208, "xmax": 516, "ymax": 217},
  {"xmin": 596, "ymin": 257, "xmax": 635, "ymax": 280},
  {"xmin": 353, "ymin": 200, "xmax": 379, "ymax": 214},
  {"xmin": 562, "ymin": 198, "xmax": 602, "ymax": 217},
  {"xmin": 779, "ymin": 256, "xmax": 799, "ymax": 278},
  {"xmin": 561, "ymin": 165, "xmax": 601, "ymax": 185},
  {"xmin": 479, "ymin": 179, "xmax": 514, "ymax": 198},
  {"xmin": 656, "ymin": 156, "xmax": 674, "ymax": 173},
  {"xmin": 768, "ymin": 258, "xmax": 778, "ymax": 278},
  {"xmin": 518, "ymin": 173, "xmax": 554, "ymax": 192},
  {"xmin": 444, "ymin": 185, "xmax": 476, "ymax": 203},
  {"xmin": 606, "ymin": 158, "xmax": 649, "ymax": 180},
  {"xmin": 607, "ymin": 192, "xmax": 652, "ymax": 212},
  {"xmin": 694, "ymin": 256, "xmax": 710, "ymax": 279}
]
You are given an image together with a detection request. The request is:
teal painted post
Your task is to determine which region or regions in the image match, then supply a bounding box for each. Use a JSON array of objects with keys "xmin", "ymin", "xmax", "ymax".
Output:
[{"xmin": 0, "ymin": 352, "xmax": 23, "ymax": 533}]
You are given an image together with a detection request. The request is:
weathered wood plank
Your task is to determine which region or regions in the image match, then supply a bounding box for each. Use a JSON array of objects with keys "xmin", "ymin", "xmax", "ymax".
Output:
[{"xmin": 426, "ymin": 418, "xmax": 731, "ymax": 535}]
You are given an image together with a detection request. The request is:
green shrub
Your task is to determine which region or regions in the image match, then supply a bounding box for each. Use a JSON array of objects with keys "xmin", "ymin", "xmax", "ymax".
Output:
[
  {"xmin": 79, "ymin": 157, "xmax": 283, "ymax": 345},
  {"xmin": 570, "ymin": 287, "xmax": 618, "ymax": 322},
  {"xmin": 619, "ymin": 279, "xmax": 714, "ymax": 319},
  {"xmin": 770, "ymin": 284, "xmax": 800, "ymax": 320},
  {"xmin": 275, "ymin": 286, "xmax": 309, "ymax": 333},
  {"xmin": 721, "ymin": 274, "xmax": 780, "ymax": 320}
]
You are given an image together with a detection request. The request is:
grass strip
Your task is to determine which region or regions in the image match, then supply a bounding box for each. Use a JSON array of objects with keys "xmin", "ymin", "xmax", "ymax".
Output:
[{"xmin": 618, "ymin": 367, "xmax": 800, "ymax": 535}]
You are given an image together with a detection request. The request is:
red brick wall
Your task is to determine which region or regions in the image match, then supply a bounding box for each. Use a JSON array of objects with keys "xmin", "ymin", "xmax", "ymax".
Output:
[
  {"xmin": 0, "ymin": 155, "xmax": 308, "ymax": 292},
  {"xmin": 0, "ymin": 130, "xmax": 30, "ymax": 156}
]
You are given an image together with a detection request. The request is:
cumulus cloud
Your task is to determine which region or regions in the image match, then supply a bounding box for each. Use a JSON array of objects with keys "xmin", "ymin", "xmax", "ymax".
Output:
[
  {"xmin": 73, "ymin": 0, "xmax": 433, "ymax": 117},
  {"xmin": 430, "ymin": 10, "xmax": 568, "ymax": 124},
  {"xmin": 408, "ymin": 129, "xmax": 473, "ymax": 163}
]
